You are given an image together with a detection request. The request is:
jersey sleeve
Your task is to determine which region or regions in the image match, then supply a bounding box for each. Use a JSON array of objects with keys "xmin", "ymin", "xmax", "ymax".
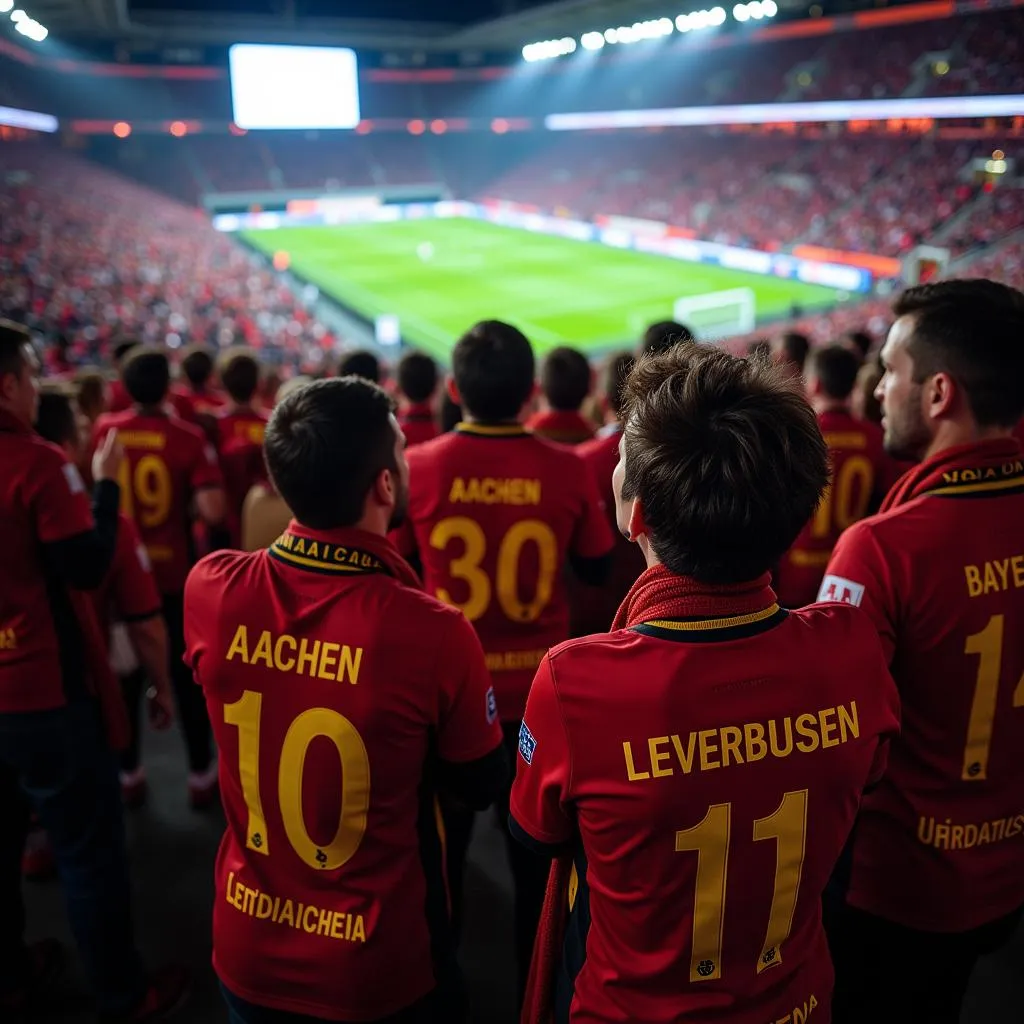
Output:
[
  {"xmin": 31, "ymin": 444, "xmax": 95, "ymax": 543},
  {"xmin": 509, "ymin": 654, "xmax": 574, "ymax": 850},
  {"xmin": 110, "ymin": 514, "xmax": 162, "ymax": 621},
  {"xmin": 569, "ymin": 455, "xmax": 615, "ymax": 560},
  {"xmin": 435, "ymin": 612, "xmax": 504, "ymax": 763},
  {"xmin": 818, "ymin": 521, "xmax": 898, "ymax": 665},
  {"xmin": 183, "ymin": 557, "xmax": 219, "ymax": 689},
  {"xmin": 190, "ymin": 435, "xmax": 224, "ymax": 492}
]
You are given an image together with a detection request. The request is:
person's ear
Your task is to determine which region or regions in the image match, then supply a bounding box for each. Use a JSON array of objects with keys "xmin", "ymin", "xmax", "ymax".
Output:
[
  {"xmin": 627, "ymin": 498, "xmax": 648, "ymax": 544},
  {"xmin": 446, "ymin": 376, "xmax": 460, "ymax": 405},
  {"xmin": 926, "ymin": 371, "xmax": 956, "ymax": 422}
]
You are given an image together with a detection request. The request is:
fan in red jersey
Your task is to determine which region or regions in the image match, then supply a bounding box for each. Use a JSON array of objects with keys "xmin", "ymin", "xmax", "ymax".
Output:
[
  {"xmin": 511, "ymin": 346, "xmax": 899, "ymax": 1024},
  {"xmin": 93, "ymin": 348, "xmax": 226, "ymax": 808},
  {"xmin": 184, "ymin": 377, "xmax": 505, "ymax": 1024},
  {"xmin": 395, "ymin": 350, "xmax": 440, "ymax": 449},
  {"xmin": 170, "ymin": 345, "xmax": 226, "ymax": 425},
  {"xmin": 106, "ymin": 338, "xmax": 142, "ymax": 414},
  {"xmin": 774, "ymin": 345, "xmax": 894, "ymax": 608},
  {"xmin": 394, "ymin": 321, "xmax": 613, "ymax": 1000},
  {"xmin": 818, "ymin": 279, "xmax": 1024, "ymax": 1024},
  {"xmin": 215, "ymin": 348, "xmax": 269, "ymax": 549},
  {"xmin": 572, "ymin": 352, "xmax": 646, "ymax": 636},
  {"xmin": 526, "ymin": 347, "xmax": 595, "ymax": 446}
]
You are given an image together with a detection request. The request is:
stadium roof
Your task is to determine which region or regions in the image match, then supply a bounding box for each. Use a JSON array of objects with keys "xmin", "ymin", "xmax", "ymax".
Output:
[{"xmin": 20, "ymin": 0, "xmax": 730, "ymax": 49}]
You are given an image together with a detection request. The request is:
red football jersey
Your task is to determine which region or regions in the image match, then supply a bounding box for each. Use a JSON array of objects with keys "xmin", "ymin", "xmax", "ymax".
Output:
[
  {"xmin": 184, "ymin": 524, "xmax": 502, "ymax": 1021},
  {"xmin": 107, "ymin": 379, "xmax": 132, "ymax": 413},
  {"xmin": 170, "ymin": 384, "xmax": 226, "ymax": 423},
  {"xmin": 398, "ymin": 403, "xmax": 439, "ymax": 449},
  {"xmin": 774, "ymin": 410, "xmax": 891, "ymax": 609},
  {"xmin": 572, "ymin": 428, "xmax": 646, "ymax": 636},
  {"xmin": 0, "ymin": 418, "xmax": 95, "ymax": 712},
  {"xmin": 526, "ymin": 409, "xmax": 595, "ymax": 446},
  {"xmin": 217, "ymin": 408, "xmax": 270, "ymax": 549},
  {"xmin": 93, "ymin": 410, "xmax": 223, "ymax": 594},
  {"xmin": 92, "ymin": 513, "xmax": 162, "ymax": 644},
  {"xmin": 397, "ymin": 423, "xmax": 614, "ymax": 720},
  {"xmin": 820, "ymin": 446, "xmax": 1024, "ymax": 931},
  {"xmin": 511, "ymin": 597, "xmax": 898, "ymax": 1024}
]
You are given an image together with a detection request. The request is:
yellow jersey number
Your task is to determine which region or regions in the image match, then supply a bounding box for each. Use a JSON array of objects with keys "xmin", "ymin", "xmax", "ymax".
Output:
[
  {"xmin": 810, "ymin": 455, "xmax": 874, "ymax": 539},
  {"xmin": 676, "ymin": 789, "xmax": 808, "ymax": 982},
  {"xmin": 962, "ymin": 614, "xmax": 1024, "ymax": 781},
  {"xmin": 429, "ymin": 516, "xmax": 558, "ymax": 623},
  {"xmin": 223, "ymin": 690, "xmax": 371, "ymax": 870},
  {"xmin": 118, "ymin": 454, "xmax": 172, "ymax": 528}
]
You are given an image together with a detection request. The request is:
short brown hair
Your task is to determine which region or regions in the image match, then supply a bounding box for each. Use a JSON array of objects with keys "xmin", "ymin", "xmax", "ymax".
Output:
[
  {"xmin": 603, "ymin": 351, "xmax": 634, "ymax": 417},
  {"xmin": 893, "ymin": 278, "xmax": 1024, "ymax": 427},
  {"xmin": 620, "ymin": 347, "xmax": 829, "ymax": 583},
  {"xmin": 75, "ymin": 369, "xmax": 108, "ymax": 421},
  {"xmin": 541, "ymin": 346, "xmax": 591, "ymax": 412},
  {"xmin": 808, "ymin": 344, "xmax": 860, "ymax": 401},
  {"xmin": 180, "ymin": 345, "xmax": 215, "ymax": 387},
  {"xmin": 219, "ymin": 347, "xmax": 261, "ymax": 404},
  {"xmin": 0, "ymin": 319, "xmax": 32, "ymax": 384}
]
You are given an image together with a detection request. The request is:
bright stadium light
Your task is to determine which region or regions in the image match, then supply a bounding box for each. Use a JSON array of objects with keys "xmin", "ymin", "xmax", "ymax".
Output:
[
  {"xmin": 10, "ymin": 8, "xmax": 27, "ymax": 20},
  {"xmin": 763, "ymin": 0, "xmax": 778, "ymax": 14},
  {"xmin": 0, "ymin": 0, "xmax": 14, "ymax": 12},
  {"xmin": 522, "ymin": 36, "xmax": 576, "ymax": 61},
  {"xmin": 581, "ymin": 30, "xmax": 605, "ymax": 50},
  {"xmin": 733, "ymin": 4, "xmax": 749, "ymax": 20}
]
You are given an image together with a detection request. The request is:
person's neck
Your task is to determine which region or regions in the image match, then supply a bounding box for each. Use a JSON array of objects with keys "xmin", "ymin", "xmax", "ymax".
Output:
[
  {"xmin": 136, "ymin": 403, "xmax": 165, "ymax": 416},
  {"xmin": 0, "ymin": 401, "xmax": 29, "ymax": 429},
  {"xmin": 811, "ymin": 397, "xmax": 850, "ymax": 416},
  {"xmin": 229, "ymin": 401, "xmax": 254, "ymax": 415},
  {"xmin": 461, "ymin": 412, "xmax": 522, "ymax": 426},
  {"xmin": 922, "ymin": 420, "xmax": 1013, "ymax": 463}
]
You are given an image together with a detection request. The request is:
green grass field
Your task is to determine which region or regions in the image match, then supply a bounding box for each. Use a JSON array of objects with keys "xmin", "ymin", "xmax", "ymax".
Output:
[{"xmin": 243, "ymin": 218, "xmax": 844, "ymax": 361}]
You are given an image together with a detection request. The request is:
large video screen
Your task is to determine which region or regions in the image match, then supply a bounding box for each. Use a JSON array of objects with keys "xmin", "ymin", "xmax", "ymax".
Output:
[{"xmin": 229, "ymin": 44, "xmax": 361, "ymax": 130}]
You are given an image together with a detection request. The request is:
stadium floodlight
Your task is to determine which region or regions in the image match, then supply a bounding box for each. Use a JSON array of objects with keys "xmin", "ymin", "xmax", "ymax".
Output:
[
  {"xmin": 523, "ymin": 36, "xmax": 576, "ymax": 61},
  {"xmin": 10, "ymin": 8, "xmax": 26, "ymax": 21},
  {"xmin": 0, "ymin": 0, "xmax": 13, "ymax": 12},
  {"xmin": 733, "ymin": 4, "xmax": 749, "ymax": 20},
  {"xmin": 763, "ymin": 0, "xmax": 778, "ymax": 14},
  {"xmin": 581, "ymin": 31, "xmax": 605, "ymax": 50},
  {"xmin": 14, "ymin": 15, "xmax": 46, "ymax": 39}
]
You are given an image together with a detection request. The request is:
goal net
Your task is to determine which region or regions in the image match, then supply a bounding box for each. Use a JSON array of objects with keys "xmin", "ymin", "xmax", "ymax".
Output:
[{"xmin": 673, "ymin": 287, "xmax": 756, "ymax": 341}]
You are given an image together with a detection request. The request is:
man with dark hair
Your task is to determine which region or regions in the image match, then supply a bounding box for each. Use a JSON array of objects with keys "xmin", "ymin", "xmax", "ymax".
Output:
[
  {"xmin": 35, "ymin": 392, "xmax": 175, "ymax": 803},
  {"xmin": 572, "ymin": 352, "xmax": 646, "ymax": 636},
  {"xmin": 771, "ymin": 331, "xmax": 810, "ymax": 380},
  {"xmin": 216, "ymin": 348, "xmax": 269, "ymax": 549},
  {"xmin": 93, "ymin": 347, "xmax": 226, "ymax": 808},
  {"xmin": 338, "ymin": 348, "xmax": 382, "ymax": 384},
  {"xmin": 841, "ymin": 330, "xmax": 873, "ymax": 362},
  {"xmin": 184, "ymin": 377, "xmax": 505, "ymax": 1024},
  {"xmin": 396, "ymin": 350, "xmax": 439, "ymax": 448},
  {"xmin": 171, "ymin": 344, "xmax": 225, "ymax": 422},
  {"xmin": 639, "ymin": 319, "xmax": 695, "ymax": 357},
  {"xmin": 396, "ymin": 321, "xmax": 613, "ymax": 1000},
  {"xmin": 511, "ymin": 346, "xmax": 899, "ymax": 1024},
  {"xmin": 107, "ymin": 337, "xmax": 142, "ymax": 413},
  {"xmin": 527, "ymin": 346, "xmax": 595, "ymax": 445},
  {"xmin": 0, "ymin": 322, "xmax": 189, "ymax": 1022},
  {"xmin": 774, "ymin": 344, "xmax": 892, "ymax": 609},
  {"xmin": 819, "ymin": 279, "xmax": 1024, "ymax": 1024}
]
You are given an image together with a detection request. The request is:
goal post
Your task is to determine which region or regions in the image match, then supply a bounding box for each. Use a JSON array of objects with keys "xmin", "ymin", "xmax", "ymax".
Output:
[{"xmin": 673, "ymin": 287, "xmax": 756, "ymax": 341}]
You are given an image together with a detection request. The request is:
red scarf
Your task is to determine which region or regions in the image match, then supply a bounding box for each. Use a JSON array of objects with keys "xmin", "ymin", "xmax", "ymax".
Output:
[
  {"xmin": 272, "ymin": 521, "xmax": 423, "ymax": 592},
  {"xmin": 0, "ymin": 407, "xmax": 130, "ymax": 750},
  {"xmin": 523, "ymin": 563, "xmax": 777, "ymax": 1024},
  {"xmin": 612, "ymin": 564, "xmax": 776, "ymax": 630},
  {"xmin": 881, "ymin": 437, "xmax": 1024, "ymax": 512}
]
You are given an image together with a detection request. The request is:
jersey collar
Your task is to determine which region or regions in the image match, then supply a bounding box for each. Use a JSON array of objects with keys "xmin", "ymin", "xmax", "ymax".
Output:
[
  {"xmin": 0, "ymin": 407, "xmax": 32, "ymax": 435},
  {"xmin": 631, "ymin": 604, "xmax": 788, "ymax": 644},
  {"xmin": 455, "ymin": 422, "xmax": 528, "ymax": 438}
]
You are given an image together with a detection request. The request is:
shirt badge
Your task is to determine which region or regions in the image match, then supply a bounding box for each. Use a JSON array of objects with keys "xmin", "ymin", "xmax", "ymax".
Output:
[
  {"xmin": 818, "ymin": 574, "xmax": 866, "ymax": 608},
  {"xmin": 486, "ymin": 686, "xmax": 498, "ymax": 725},
  {"xmin": 519, "ymin": 721, "xmax": 538, "ymax": 765}
]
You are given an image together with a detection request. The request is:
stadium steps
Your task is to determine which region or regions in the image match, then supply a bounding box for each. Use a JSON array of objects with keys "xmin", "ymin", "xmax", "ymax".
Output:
[{"xmin": 948, "ymin": 226, "xmax": 1024, "ymax": 274}]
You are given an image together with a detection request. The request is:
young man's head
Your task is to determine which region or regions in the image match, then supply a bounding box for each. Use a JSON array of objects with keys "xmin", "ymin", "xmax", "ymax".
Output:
[
  {"xmin": 841, "ymin": 330, "xmax": 873, "ymax": 362},
  {"xmin": 450, "ymin": 320, "xmax": 535, "ymax": 422},
  {"xmin": 877, "ymin": 279, "xmax": 1024, "ymax": 462},
  {"xmin": 806, "ymin": 345, "xmax": 861, "ymax": 407},
  {"xmin": 219, "ymin": 348, "xmax": 261, "ymax": 406},
  {"xmin": 613, "ymin": 346, "xmax": 828, "ymax": 584},
  {"xmin": 0, "ymin": 319, "xmax": 40, "ymax": 427},
  {"xmin": 263, "ymin": 377, "xmax": 408, "ymax": 534},
  {"xmin": 180, "ymin": 345, "xmax": 216, "ymax": 390},
  {"xmin": 75, "ymin": 369, "xmax": 109, "ymax": 423},
  {"xmin": 123, "ymin": 347, "xmax": 171, "ymax": 408},
  {"xmin": 639, "ymin": 320, "xmax": 695, "ymax": 358},
  {"xmin": 852, "ymin": 360, "xmax": 884, "ymax": 425},
  {"xmin": 397, "ymin": 351, "xmax": 438, "ymax": 405},
  {"xmin": 771, "ymin": 331, "xmax": 810, "ymax": 379},
  {"xmin": 338, "ymin": 349, "xmax": 381, "ymax": 384},
  {"xmin": 540, "ymin": 346, "xmax": 591, "ymax": 413},
  {"xmin": 601, "ymin": 351, "xmax": 634, "ymax": 422},
  {"xmin": 35, "ymin": 389, "xmax": 83, "ymax": 458}
]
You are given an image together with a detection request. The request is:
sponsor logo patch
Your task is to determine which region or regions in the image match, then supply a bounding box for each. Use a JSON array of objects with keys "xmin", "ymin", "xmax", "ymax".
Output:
[
  {"xmin": 519, "ymin": 721, "xmax": 537, "ymax": 765},
  {"xmin": 486, "ymin": 686, "xmax": 498, "ymax": 725},
  {"xmin": 62, "ymin": 463, "xmax": 85, "ymax": 495},
  {"xmin": 817, "ymin": 574, "xmax": 866, "ymax": 608}
]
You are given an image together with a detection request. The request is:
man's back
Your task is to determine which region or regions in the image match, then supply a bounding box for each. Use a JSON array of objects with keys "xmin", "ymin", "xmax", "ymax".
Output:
[
  {"xmin": 775, "ymin": 410, "xmax": 890, "ymax": 608},
  {"xmin": 94, "ymin": 409, "xmax": 220, "ymax": 593},
  {"xmin": 824, "ymin": 456, "xmax": 1024, "ymax": 931},
  {"xmin": 400, "ymin": 424, "xmax": 611, "ymax": 719},
  {"xmin": 184, "ymin": 525, "xmax": 501, "ymax": 1020},
  {"xmin": 512, "ymin": 601, "xmax": 898, "ymax": 1023}
]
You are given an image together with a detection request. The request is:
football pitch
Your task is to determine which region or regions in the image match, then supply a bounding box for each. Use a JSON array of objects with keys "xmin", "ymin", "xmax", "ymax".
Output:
[{"xmin": 243, "ymin": 218, "xmax": 844, "ymax": 361}]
